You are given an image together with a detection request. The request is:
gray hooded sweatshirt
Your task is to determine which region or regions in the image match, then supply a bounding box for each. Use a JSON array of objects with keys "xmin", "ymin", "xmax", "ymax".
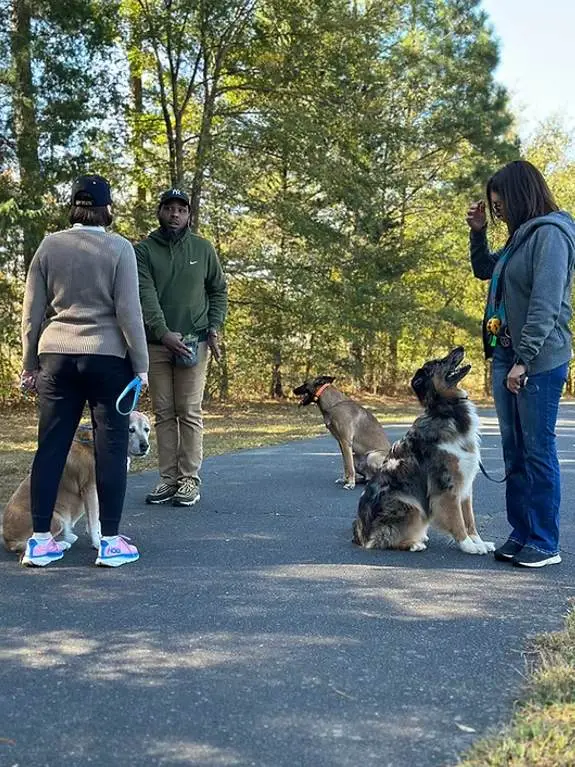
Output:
[{"xmin": 470, "ymin": 211, "xmax": 575, "ymax": 375}]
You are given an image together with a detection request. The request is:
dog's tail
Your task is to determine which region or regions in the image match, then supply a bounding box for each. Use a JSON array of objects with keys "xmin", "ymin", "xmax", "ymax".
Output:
[{"xmin": 353, "ymin": 481, "xmax": 385, "ymax": 547}]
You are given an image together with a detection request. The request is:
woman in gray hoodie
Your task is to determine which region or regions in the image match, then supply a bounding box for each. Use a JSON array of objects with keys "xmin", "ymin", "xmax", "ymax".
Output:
[{"xmin": 467, "ymin": 160, "xmax": 575, "ymax": 568}]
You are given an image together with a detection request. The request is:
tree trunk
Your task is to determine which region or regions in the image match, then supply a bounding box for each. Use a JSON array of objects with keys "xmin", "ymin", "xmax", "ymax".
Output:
[
  {"xmin": 350, "ymin": 341, "xmax": 364, "ymax": 389},
  {"xmin": 12, "ymin": 0, "xmax": 42, "ymax": 273},
  {"xmin": 385, "ymin": 334, "xmax": 398, "ymax": 394},
  {"xmin": 217, "ymin": 338, "xmax": 229, "ymax": 401},
  {"xmin": 304, "ymin": 335, "xmax": 314, "ymax": 380},
  {"xmin": 270, "ymin": 349, "xmax": 284, "ymax": 399},
  {"xmin": 130, "ymin": 65, "xmax": 148, "ymax": 235},
  {"xmin": 188, "ymin": 93, "xmax": 216, "ymax": 232},
  {"xmin": 173, "ymin": 112, "xmax": 184, "ymax": 186}
]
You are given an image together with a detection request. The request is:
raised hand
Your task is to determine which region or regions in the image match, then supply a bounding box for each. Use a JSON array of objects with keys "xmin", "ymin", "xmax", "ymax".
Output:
[{"xmin": 466, "ymin": 200, "xmax": 487, "ymax": 232}]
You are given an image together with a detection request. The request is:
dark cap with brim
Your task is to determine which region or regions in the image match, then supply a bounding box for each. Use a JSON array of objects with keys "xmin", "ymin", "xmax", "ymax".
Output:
[
  {"xmin": 159, "ymin": 188, "xmax": 190, "ymax": 207},
  {"xmin": 71, "ymin": 175, "xmax": 112, "ymax": 207}
]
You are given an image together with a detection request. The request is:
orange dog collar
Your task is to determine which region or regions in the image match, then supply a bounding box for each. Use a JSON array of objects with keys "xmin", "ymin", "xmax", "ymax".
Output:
[{"xmin": 313, "ymin": 383, "xmax": 331, "ymax": 401}]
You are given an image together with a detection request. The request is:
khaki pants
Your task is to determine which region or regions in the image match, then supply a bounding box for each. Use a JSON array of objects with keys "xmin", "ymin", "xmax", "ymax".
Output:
[{"xmin": 148, "ymin": 342, "xmax": 210, "ymax": 485}]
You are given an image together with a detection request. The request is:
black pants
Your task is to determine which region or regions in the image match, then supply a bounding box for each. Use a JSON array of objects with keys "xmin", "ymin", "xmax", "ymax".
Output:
[{"xmin": 31, "ymin": 354, "xmax": 133, "ymax": 537}]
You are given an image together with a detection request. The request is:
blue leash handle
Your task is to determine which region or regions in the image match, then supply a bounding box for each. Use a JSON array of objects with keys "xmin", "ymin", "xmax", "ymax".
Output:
[{"xmin": 116, "ymin": 377, "xmax": 143, "ymax": 415}]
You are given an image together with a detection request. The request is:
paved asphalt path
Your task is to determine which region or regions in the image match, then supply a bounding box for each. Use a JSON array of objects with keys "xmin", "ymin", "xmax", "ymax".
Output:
[{"xmin": 1, "ymin": 404, "xmax": 575, "ymax": 767}]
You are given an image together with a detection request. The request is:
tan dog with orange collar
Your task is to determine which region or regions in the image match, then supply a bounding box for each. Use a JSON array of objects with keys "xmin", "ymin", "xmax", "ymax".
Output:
[
  {"xmin": 293, "ymin": 376, "xmax": 391, "ymax": 488},
  {"xmin": 2, "ymin": 411, "xmax": 150, "ymax": 553}
]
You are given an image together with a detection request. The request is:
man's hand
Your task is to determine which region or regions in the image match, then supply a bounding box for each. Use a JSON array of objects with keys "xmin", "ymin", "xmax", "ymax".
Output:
[
  {"xmin": 20, "ymin": 370, "xmax": 38, "ymax": 394},
  {"xmin": 466, "ymin": 200, "xmax": 487, "ymax": 232},
  {"xmin": 207, "ymin": 329, "xmax": 222, "ymax": 362},
  {"xmin": 136, "ymin": 372, "xmax": 149, "ymax": 388},
  {"xmin": 506, "ymin": 363, "xmax": 528, "ymax": 394},
  {"xmin": 161, "ymin": 331, "xmax": 192, "ymax": 357}
]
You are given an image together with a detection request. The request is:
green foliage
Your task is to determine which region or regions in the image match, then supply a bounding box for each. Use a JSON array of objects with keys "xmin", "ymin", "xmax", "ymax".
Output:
[
  {"xmin": 2, "ymin": 0, "xmax": 573, "ymax": 400},
  {"xmin": 1, "ymin": 0, "xmax": 121, "ymax": 270}
]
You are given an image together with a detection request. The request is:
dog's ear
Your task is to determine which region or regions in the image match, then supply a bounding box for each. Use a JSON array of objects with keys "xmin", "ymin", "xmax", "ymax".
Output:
[
  {"xmin": 410, "ymin": 369, "xmax": 427, "ymax": 398},
  {"xmin": 317, "ymin": 375, "xmax": 335, "ymax": 386}
]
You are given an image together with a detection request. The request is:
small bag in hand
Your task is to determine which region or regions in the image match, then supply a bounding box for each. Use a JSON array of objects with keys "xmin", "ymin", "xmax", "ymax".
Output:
[{"xmin": 173, "ymin": 335, "xmax": 199, "ymax": 368}]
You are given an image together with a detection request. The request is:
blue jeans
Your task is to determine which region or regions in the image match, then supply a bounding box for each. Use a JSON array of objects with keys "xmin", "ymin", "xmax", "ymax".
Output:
[{"xmin": 491, "ymin": 347, "xmax": 568, "ymax": 555}]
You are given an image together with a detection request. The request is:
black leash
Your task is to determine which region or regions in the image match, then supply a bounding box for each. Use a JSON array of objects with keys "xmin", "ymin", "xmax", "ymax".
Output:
[{"xmin": 479, "ymin": 460, "xmax": 512, "ymax": 484}]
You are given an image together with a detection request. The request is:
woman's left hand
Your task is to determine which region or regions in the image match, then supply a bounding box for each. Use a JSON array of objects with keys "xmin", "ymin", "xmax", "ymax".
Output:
[
  {"xmin": 506, "ymin": 363, "xmax": 528, "ymax": 394},
  {"xmin": 20, "ymin": 370, "xmax": 38, "ymax": 394}
]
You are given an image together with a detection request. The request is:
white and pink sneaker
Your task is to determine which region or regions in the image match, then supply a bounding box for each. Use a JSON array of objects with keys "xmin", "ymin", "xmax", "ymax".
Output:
[
  {"xmin": 21, "ymin": 536, "xmax": 71, "ymax": 567},
  {"xmin": 95, "ymin": 535, "xmax": 139, "ymax": 567}
]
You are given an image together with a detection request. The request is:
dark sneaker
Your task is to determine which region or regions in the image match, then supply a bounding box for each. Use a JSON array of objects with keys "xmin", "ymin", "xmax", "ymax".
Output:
[
  {"xmin": 172, "ymin": 478, "xmax": 201, "ymax": 507},
  {"xmin": 493, "ymin": 539, "xmax": 524, "ymax": 562},
  {"xmin": 145, "ymin": 482, "xmax": 178, "ymax": 505},
  {"xmin": 512, "ymin": 546, "xmax": 561, "ymax": 568}
]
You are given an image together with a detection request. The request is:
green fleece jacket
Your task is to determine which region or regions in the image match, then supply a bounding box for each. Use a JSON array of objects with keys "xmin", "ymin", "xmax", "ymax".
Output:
[{"xmin": 135, "ymin": 228, "xmax": 227, "ymax": 343}]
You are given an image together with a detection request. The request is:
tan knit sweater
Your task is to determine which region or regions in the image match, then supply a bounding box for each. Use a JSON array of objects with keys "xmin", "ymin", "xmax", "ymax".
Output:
[{"xmin": 22, "ymin": 226, "xmax": 149, "ymax": 374}]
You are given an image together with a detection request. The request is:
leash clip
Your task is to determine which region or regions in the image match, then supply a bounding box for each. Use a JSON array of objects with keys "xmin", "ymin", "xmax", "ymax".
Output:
[{"xmin": 115, "ymin": 377, "xmax": 143, "ymax": 415}]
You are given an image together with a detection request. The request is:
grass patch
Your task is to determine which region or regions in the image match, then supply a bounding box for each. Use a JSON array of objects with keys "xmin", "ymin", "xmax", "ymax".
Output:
[
  {"xmin": 456, "ymin": 603, "xmax": 575, "ymax": 767},
  {"xmin": 0, "ymin": 394, "xmax": 418, "ymax": 507},
  {"xmin": 0, "ymin": 406, "xmax": 39, "ymax": 508}
]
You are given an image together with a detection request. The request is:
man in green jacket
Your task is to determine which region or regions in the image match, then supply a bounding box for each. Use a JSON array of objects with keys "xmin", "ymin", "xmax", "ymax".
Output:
[{"xmin": 135, "ymin": 188, "xmax": 228, "ymax": 506}]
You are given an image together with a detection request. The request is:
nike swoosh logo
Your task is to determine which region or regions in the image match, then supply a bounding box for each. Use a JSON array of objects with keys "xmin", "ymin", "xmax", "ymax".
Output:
[{"xmin": 189, "ymin": 260, "xmax": 197, "ymax": 265}]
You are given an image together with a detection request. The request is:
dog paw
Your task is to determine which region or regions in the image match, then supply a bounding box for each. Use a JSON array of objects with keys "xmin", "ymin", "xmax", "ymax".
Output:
[
  {"xmin": 409, "ymin": 541, "xmax": 427, "ymax": 552},
  {"xmin": 342, "ymin": 481, "xmax": 356, "ymax": 490},
  {"xmin": 458, "ymin": 536, "xmax": 488, "ymax": 555},
  {"xmin": 470, "ymin": 535, "xmax": 495, "ymax": 553},
  {"xmin": 90, "ymin": 538, "xmax": 101, "ymax": 550},
  {"xmin": 61, "ymin": 532, "xmax": 78, "ymax": 545},
  {"xmin": 335, "ymin": 478, "xmax": 345, "ymax": 485}
]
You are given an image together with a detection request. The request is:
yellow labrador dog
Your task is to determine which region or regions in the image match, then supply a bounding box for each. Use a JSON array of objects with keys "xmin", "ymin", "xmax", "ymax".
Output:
[{"xmin": 2, "ymin": 411, "xmax": 151, "ymax": 553}]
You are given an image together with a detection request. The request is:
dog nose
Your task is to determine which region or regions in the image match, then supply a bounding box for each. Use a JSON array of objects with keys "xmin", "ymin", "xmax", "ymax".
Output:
[{"xmin": 140, "ymin": 441, "xmax": 148, "ymax": 452}]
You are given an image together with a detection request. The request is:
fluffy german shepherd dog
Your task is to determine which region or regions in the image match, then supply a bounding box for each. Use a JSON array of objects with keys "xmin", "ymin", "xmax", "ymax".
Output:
[
  {"xmin": 352, "ymin": 347, "xmax": 494, "ymax": 555},
  {"xmin": 293, "ymin": 376, "xmax": 391, "ymax": 489}
]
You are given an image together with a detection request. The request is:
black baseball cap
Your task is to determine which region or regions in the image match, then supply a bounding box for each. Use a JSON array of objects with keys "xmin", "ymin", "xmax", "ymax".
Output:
[
  {"xmin": 159, "ymin": 187, "xmax": 190, "ymax": 207},
  {"xmin": 71, "ymin": 175, "xmax": 112, "ymax": 207}
]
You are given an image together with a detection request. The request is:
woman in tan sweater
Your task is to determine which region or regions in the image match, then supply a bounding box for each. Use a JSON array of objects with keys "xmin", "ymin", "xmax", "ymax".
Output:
[{"xmin": 20, "ymin": 175, "xmax": 149, "ymax": 568}]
